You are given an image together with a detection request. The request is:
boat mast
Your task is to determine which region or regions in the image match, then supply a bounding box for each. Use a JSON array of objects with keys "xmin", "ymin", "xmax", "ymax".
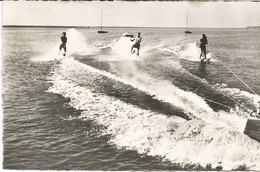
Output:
[
  {"xmin": 100, "ymin": 7, "xmax": 103, "ymax": 31},
  {"xmin": 186, "ymin": 9, "xmax": 188, "ymax": 31}
]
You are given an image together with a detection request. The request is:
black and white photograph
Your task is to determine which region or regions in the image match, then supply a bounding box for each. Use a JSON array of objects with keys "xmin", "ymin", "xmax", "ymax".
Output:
[{"xmin": 2, "ymin": 0, "xmax": 260, "ymax": 171}]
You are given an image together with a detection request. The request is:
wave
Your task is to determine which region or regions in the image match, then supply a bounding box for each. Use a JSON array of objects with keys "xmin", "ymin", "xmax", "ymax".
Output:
[
  {"xmin": 159, "ymin": 42, "xmax": 215, "ymax": 62},
  {"xmin": 157, "ymin": 41, "xmax": 258, "ymax": 116},
  {"xmin": 36, "ymin": 28, "xmax": 255, "ymax": 129},
  {"xmin": 44, "ymin": 28, "xmax": 260, "ymax": 170},
  {"xmin": 213, "ymin": 83, "xmax": 259, "ymax": 116},
  {"xmin": 51, "ymin": 57, "xmax": 250, "ymax": 131},
  {"xmin": 47, "ymin": 60, "xmax": 260, "ymax": 170},
  {"xmin": 31, "ymin": 28, "xmax": 98, "ymax": 61},
  {"xmin": 105, "ymin": 33, "xmax": 156, "ymax": 61}
]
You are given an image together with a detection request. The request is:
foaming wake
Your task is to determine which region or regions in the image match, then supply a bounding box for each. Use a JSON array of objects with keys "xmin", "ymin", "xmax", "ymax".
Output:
[
  {"xmin": 112, "ymin": 34, "xmax": 134, "ymax": 55},
  {"xmin": 66, "ymin": 28, "xmax": 92, "ymax": 56},
  {"xmin": 107, "ymin": 33, "xmax": 156, "ymax": 61},
  {"xmin": 160, "ymin": 42, "xmax": 214, "ymax": 62},
  {"xmin": 47, "ymin": 59, "xmax": 260, "ymax": 170},
  {"xmin": 31, "ymin": 28, "xmax": 96, "ymax": 61},
  {"xmin": 51, "ymin": 57, "xmax": 248, "ymax": 133},
  {"xmin": 105, "ymin": 33, "xmax": 141, "ymax": 61},
  {"xmin": 213, "ymin": 83, "xmax": 260, "ymax": 116}
]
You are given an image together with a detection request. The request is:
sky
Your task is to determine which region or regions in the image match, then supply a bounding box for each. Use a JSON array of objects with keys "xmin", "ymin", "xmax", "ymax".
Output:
[{"xmin": 2, "ymin": 1, "xmax": 260, "ymax": 28}]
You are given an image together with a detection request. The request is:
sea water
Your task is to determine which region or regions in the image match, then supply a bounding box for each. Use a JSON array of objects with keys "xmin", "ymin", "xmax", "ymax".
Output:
[{"xmin": 2, "ymin": 27, "xmax": 260, "ymax": 170}]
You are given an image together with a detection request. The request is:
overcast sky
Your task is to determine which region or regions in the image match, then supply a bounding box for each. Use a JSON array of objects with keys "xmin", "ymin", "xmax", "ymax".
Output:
[{"xmin": 3, "ymin": 1, "xmax": 260, "ymax": 28}]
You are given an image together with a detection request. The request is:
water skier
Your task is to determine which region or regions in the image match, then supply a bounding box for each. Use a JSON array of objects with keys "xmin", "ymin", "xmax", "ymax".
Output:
[
  {"xmin": 131, "ymin": 32, "xmax": 142, "ymax": 56},
  {"xmin": 199, "ymin": 34, "xmax": 208, "ymax": 62},
  {"xmin": 59, "ymin": 32, "xmax": 67, "ymax": 56}
]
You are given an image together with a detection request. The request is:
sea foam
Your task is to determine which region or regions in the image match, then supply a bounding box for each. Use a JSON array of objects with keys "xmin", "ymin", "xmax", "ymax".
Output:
[{"xmin": 47, "ymin": 59, "xmax": 260, "ymax": 170}]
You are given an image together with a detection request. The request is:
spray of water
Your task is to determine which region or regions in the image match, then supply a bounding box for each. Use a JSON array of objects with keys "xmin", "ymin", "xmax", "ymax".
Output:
[
  {"xmin": 47, "ymin": 58, "xmax": 260, "ymax": 170},
  {"xmin": 160, "ymin": 42, "xmax": 214, "ymax": 62},
  {"xmin": 45, "ymin": 29, "xmax": 260, "ymax": 170},
  {"xmin": 31, "ymin": 28, "xmax": 96, "ymax": 61}
]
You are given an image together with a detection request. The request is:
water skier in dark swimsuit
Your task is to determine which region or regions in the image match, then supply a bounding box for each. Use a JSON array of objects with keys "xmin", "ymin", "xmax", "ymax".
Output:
[
  {"xmin": 59, "ymin": 32, "xmax": 67, "ymax": 56},
  {"xmin": 131, "ymin": 32, "xmax": 142, "ymax": 56},
  {"xmin": 200, "ymin": 34, "xmax": 209, "ymax": 62}
]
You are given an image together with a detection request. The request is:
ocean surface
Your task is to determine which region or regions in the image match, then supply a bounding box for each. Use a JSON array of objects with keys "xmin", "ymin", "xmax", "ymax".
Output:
[{"xmin": 2, "ymin": 27, "xmax": 260, "ymax": 170}]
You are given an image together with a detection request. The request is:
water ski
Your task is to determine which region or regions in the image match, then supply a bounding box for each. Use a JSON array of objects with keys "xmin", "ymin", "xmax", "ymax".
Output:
[
  {"xmin": 200, "ymin": 58, "xmax": 210, "ymax": 64},
  {"xmin": 55, "ymin": 51, "xmax": 67, "ymax": 61},
  {"xmin": 58, "ymin": 48, "xmax": 67, "ymax": 57}
]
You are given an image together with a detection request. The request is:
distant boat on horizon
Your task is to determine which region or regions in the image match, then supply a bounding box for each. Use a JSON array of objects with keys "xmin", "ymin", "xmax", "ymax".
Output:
[
  {"xmin": 185, "ymin": 9, "xmax": 192, "ymax": 34},
  {"xmin": 97, "ymin": 7, "xmax": 108, "ymax": 34}
]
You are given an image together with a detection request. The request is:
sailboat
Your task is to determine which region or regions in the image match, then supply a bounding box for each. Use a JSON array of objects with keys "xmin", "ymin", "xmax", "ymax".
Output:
[
  {"xmin": 97, "ymin": 7, "xmax": 108, "ymax": 34},
  {"xmin": 185, "ymin": 9, "xmax": 192, "ymax": 34}
]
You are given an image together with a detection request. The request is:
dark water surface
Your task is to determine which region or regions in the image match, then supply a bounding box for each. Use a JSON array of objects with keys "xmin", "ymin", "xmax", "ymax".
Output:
[{"xmin": 2, "ymin": 27, "xmax": 260, "ymax": 170}]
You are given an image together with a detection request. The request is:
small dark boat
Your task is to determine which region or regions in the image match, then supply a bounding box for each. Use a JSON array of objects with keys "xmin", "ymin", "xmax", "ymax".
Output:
[
  {"xmin": 185, "ymin": 9, "xmax": 192, "ymax": 34},
  {"xmin": 97, "ymin": 30, "xmax": 108, "ymax": 34},
  {"xmin": 185, "ymin": 31, "xmax": 192, "ymax": 34},
  {"xmin": 97, "ymin": 7, "xmax": 108, "ymax": 34}
]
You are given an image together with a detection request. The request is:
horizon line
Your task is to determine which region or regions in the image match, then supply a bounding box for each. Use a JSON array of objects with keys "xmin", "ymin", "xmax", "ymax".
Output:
[{"xmin": 3, "ymin": 25, "xmax": 259, "ymax": 29}]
